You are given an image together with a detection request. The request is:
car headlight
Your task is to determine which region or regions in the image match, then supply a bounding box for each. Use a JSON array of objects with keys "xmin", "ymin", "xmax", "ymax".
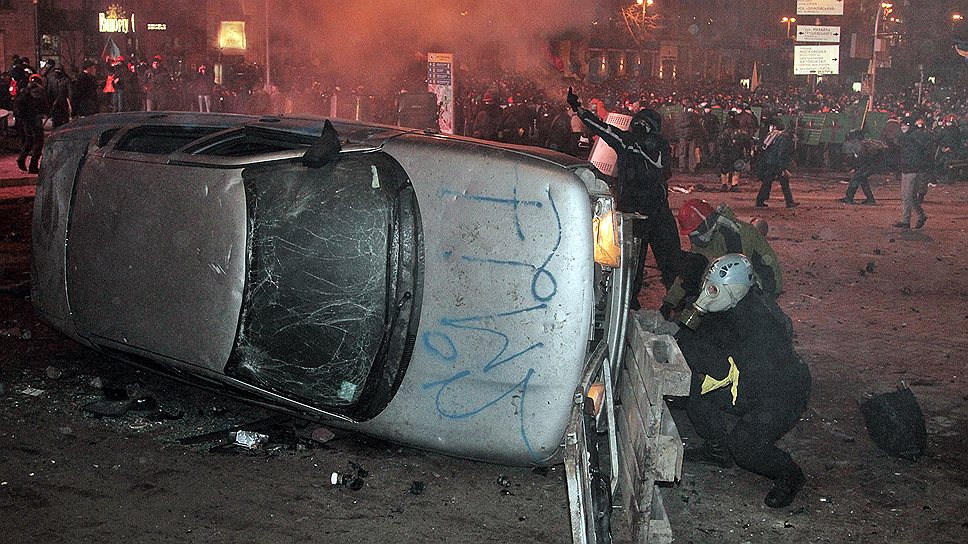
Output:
[{"xmin": 593, "ymin": 197, "xmax": 622, "ymax": 268}]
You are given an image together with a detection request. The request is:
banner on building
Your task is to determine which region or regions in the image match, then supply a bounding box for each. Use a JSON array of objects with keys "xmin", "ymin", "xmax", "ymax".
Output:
[
  {"xmin": 797, "ymin": 0, "xmax": 844, "ymax": 16},
  {"xmin": 796, "ymin": 25, "xmax": 842, "ymax": 43},
  {"xmin": 794, "ymin": 45, "xmax": 840, "ymax": 75},
  {"xmin": 427, "ymin": 53, "xmax": 454, "ymax": 135},
  {"xmin": 589, "ymin": 113, "xmax": 632, "ymax": 177}
]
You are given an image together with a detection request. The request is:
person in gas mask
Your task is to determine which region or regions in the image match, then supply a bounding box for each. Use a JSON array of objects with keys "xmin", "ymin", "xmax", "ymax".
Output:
[
  {"xmin": 661, "ymin": 199, "xmax": 782, "ymax": 318},
  {"xmin": 674, "ymin": 254, "xmax": 811, "ymax": 509},
  {"xmin": 567, "ymin": 87, "xmax": 680, "ymax": 309}
]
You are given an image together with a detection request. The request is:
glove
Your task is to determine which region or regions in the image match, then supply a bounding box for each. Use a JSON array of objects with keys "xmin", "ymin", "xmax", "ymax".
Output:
[{"xmin": 566, "ymin": 87, "xmax": 581, "ymax": 112}]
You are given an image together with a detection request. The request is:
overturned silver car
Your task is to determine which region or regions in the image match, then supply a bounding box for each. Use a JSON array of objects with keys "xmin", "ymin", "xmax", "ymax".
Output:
[{"xmin": 32, "ymin": 112, "xmax": 684, "ymax": 542}]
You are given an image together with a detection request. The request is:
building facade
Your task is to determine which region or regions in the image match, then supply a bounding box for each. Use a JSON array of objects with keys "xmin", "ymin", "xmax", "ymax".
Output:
[{"xmin": 0, "ymin": 0, "xmax": 41, "ymax": 70}]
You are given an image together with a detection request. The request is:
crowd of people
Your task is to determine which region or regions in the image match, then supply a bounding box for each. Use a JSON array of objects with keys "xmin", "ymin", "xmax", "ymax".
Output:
[{"xmin": 1, "ymin": 53, "xmax": 963, "ymax": 222}]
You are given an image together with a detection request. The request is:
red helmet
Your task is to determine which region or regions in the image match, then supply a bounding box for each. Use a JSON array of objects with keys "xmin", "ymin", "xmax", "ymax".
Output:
[{"xmin": 677, "ymin": 199, "xmax": 715, "ymax": 234}]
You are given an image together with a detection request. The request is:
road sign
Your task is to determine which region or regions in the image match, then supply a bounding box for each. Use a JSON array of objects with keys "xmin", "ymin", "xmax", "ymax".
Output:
[
  {"xmin": 794, "ymin": 45, "xmax": 840, "ymax": 75},
  {"xmin": 796, "ymin": 25, "xmax": 842, "ymax": 43},
  {"xmin": 797, "ymin": 0, "xmax": 844, "ymax": 16}
]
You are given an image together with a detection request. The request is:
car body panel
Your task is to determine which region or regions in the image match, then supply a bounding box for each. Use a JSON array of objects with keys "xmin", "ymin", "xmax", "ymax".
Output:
[
  {"xmin": 66, "ymin": 156, "xmax": 247, "ymax": 372},
  {"xmin": 355, "ymin": 135, "xmax": 595, "ymax": 464},
  {"xmin": 32, "ymin": 112, "xmax": 605, "ymax": 466}
]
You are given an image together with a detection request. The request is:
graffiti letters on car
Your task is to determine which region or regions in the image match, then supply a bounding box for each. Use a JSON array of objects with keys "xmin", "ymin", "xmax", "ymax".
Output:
[{"xmin": 422, "ymin": 186, "xmax": 562, "ymax": 459}]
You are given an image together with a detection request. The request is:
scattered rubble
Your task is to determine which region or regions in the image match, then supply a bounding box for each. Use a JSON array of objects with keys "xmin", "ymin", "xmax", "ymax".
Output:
[
  {"xmin": 332, "ymin": 462, "xmax": 368, "ymax": 490},
  {"xmin": 232, "ymin": 430, "xmax": 269, "ymax": 449},
  {"xmin": 408, "ymin": 481, "xmax": 426, "ymax": 495}
]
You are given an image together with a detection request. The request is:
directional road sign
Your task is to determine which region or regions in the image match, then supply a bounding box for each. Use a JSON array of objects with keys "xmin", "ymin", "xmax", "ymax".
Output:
[
  {"xmin": 796, "ymin": 25, "xmax": 842, "ymax": 43},
  {"xmin": 794, "ymin": 45, "xmax": 840, "ymax": 75},
  {"xmin": 797, "ymin": 0, "xmax": 845, "ymax": 16}
]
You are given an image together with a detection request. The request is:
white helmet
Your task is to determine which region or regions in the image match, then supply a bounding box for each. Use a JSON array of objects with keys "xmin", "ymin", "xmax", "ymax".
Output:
[{"xmin": 695, "ymin": 254, "xmax": 755, "ymax": 313}]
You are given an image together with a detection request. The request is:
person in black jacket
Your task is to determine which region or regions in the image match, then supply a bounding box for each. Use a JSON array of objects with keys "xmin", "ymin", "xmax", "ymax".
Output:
[
  {"xmin": 936, "ymin": 114, "xmax": 963, "ymax": 183},
  {"xmin": 14, "ymin": 74, "xmax": 51, "ymax": 173},
  {"xmin": 894, "ymin": 118, "xmax": 934, "ymax": 229},
  {"xmin": 839, "ymin": 129, "xmax": 888, "ymax": 205},
  {"xmin": 674, "ymin": 254, "xmax": 811, "ymax": 508},
  {"xmin": 567, "ymin": 87, "xmax": 681, "ymax": 309},
  {"xmin": 70, "ymin": 61, "xmax": 99, "ymax": 118},
  {"xmin": 44, "ymin": 65, "xmax": 72, "ymax": 127},
  {"xmin": 754, "ymin": 119, "xmax": 798, "ymax": 208}
]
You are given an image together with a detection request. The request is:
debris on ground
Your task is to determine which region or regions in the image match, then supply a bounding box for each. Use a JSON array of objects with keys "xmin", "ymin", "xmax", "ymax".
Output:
[
  {"xmin": 20, "ymin": 387, "xmax": 44, "ymax": 397},
  {"xmin": 310, "ymin": 426, "xmax": 336, "ymax": 445},
  {"xmin": 408, "ymin": 481, "xmax": 425, "ymax": 495},
  {"xmin": 178, "ymin": 415, "xmax": 289, "ymax": 446},
  {"xmin": 82, "ymin": 383, "xmax": 184, "ymax": 422},
  {"xmin": 332, "ymin": 462, "xmax": 368, "ymax": 490},
  {"xmin": 232, "ymin": 430, "xmax": 269, "ymax": 449},
  {"xmin": 859, "ymin": 384, "xmax": 927, "ymax": 461},
  {"xmin": 45, "ymin": 366, "xmax": 63, "ymax": 379},
  {"xmin": 83, "ymin": 399, "xmax": 135, "ymax": 417}
]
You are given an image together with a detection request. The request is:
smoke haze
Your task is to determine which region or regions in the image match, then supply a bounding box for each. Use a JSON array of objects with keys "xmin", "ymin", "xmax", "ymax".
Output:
[{"xmin": 276, "ymin": 0, "xmax": 597, "ymax": 90}]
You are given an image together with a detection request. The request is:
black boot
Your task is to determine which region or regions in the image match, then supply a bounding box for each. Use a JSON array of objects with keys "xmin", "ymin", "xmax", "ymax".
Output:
[
  {"xmin": 683, "ymin": 439, "xmax": 734, "ymax": 469},
  {"xmin": 28, "ymin": 157, "xmax": 40, "ymax": 174},
  {"xmin": 764, "ymin": 464, "xmax": 805, "ymax": 508},
  {"xmin": 16, "ymin": 156, "xmax": 27, "ymax": 172}
]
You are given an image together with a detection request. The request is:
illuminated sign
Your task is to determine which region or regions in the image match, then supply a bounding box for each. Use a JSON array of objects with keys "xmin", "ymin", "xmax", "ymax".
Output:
[
  {"xmin": 99, "ymin": 4, "xmax": 135, "ymax": 34},
  {"xmin": 147, "ymin": 23, "xmax": 167, "ymax": 31},
  {"xmin": 219, "ymin": 21, "xmax": 246, "ymax": 50},
  {"xmin": 797, "ymin": 0, "xmax": 844, "ymax": 16}
]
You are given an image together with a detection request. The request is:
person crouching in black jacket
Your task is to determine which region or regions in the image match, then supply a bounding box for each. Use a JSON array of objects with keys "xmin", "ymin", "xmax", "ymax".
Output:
[{"xmin": 674, "ymin": 253, "xmax": 811, "ymax": 508}]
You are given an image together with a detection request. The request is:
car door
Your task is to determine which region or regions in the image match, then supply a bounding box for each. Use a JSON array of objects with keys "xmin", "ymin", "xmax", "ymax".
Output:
[{"xmin": 66, "ymin": 126, "xmax": 247, "ymax": 373}]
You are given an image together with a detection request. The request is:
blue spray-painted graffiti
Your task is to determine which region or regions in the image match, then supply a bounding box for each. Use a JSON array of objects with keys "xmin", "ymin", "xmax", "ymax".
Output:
[{"xmin": 422, "ymin": 185, "xmax": 563, "ymax": 460}]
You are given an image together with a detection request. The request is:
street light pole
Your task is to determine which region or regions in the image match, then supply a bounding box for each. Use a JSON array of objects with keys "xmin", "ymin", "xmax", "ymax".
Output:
[
  {"xmin": 33, "ymin": 0, "xmax": 40, "ymax": 67},
  {"xmin": 867, "ymin": 3, "xmax": 891, "ymax": 113},
  {"xmin": 264, "ymin": 0, "xmax": 271, "ymax": 91}
]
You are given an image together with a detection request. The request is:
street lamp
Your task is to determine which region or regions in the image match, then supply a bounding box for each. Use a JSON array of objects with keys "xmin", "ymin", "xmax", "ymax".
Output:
[
  {"xmin": 953, "ymin": 13, "xmax": 964, "ymax": 31},
  {"xmin": 867, "ymin": 3, "xmax": 894, "ymax": 113},
  {"xmin": 781, "ymin": 16, "xmax": 797, "ymax": 39}
]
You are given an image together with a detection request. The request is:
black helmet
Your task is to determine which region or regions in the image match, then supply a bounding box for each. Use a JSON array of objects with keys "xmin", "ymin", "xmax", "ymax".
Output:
[{"xmin": 632, "ymin": 108, "xmax": 662, "ymax": 133}]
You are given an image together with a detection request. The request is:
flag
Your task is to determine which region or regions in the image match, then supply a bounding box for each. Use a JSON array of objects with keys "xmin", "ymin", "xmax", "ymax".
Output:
[
  {"xmin": 751, "ymin": 62, "xmax": 761, "ymax": 92},
  {"xmin": 101, "ymin": 37, "xmax": 120, "ymax": 62}
]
